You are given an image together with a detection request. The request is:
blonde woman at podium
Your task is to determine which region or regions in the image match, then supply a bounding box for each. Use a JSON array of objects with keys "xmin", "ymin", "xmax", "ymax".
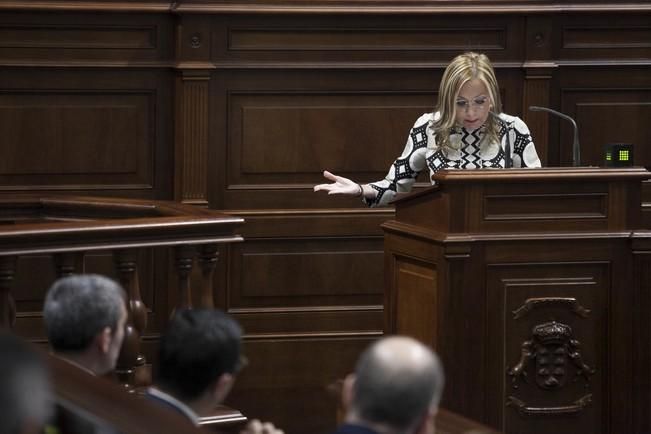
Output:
[{"xmin": 314, "ymin": 51, "xmax": 541, "ymax": 207}]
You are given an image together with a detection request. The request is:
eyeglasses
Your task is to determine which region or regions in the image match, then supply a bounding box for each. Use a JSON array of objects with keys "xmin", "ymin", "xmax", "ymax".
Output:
[{"xmin": 455, "ymin": 96, "xmax": 489, "ymax": 111}]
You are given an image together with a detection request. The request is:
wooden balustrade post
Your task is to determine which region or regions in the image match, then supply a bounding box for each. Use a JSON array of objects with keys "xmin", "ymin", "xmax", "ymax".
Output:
[
  {"xmin": 113, "ymin": 249, "xmax": 149, "ymax": 389},
  {"xmin": 0, "ymin": 255, "xmax": 18, "ymax": 328},
  {"xmin": 53, "ymin": 252, "xmax": 81, "ymax": 277},
  {"xmin": 173, "ymin": 245, "xmax": 196, "ymax": 312},
  {"xmin": 198, "ymin": 244, "xmax": 219, "ymax": 309}
]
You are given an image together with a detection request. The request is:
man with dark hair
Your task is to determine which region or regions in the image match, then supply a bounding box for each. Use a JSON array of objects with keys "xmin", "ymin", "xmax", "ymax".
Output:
[
  {"xmin": 0, "ymin": 332, "xmax": 52, "ymax": 434},
  {"xmin": 43, "ymin": 274, "xmax": 127, "ymax": 376},
  {"xmin": 335, "ymin": 336, "xmax": 445, "ymax": 434},
  {"xmin": 148, "ymin": 308, "xmax": 283, "ymax": 434}
]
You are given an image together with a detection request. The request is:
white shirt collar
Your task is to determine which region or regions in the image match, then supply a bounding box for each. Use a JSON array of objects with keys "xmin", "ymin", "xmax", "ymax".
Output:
[{"xmin": 55, "ymin": 354, "xmax": 98, "ymax": 376}]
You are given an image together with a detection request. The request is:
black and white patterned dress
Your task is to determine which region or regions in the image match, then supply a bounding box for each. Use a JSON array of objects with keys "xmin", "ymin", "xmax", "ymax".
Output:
[{"xmin": 364, "ymin": 112, "xmax": 541, "ymax": 207}]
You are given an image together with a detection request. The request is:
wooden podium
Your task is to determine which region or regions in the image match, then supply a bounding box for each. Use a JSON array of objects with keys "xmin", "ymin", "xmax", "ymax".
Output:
[{"xmin": 382, "ymin": 167, "xmax": 651, "ymax": 434}]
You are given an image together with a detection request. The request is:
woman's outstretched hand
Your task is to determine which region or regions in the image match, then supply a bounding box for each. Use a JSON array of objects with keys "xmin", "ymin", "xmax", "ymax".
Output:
[{"xmin": 313, "ymin": 170, "xmax": 360, "ymax": 196}]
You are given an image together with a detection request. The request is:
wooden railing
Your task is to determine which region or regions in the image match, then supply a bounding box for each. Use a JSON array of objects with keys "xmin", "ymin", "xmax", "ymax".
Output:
[
  {"xmin": 46, "ymin": 350, "xmax": 246, "ymax": 434},
  {"xmin": 0, "ymin": 195, "xmax": 244, "ymax": 387}
]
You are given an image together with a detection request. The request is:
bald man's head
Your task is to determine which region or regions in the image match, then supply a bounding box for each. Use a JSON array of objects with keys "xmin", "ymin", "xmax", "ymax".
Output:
[{"xmin": 349, "ymin": 336, "xmax": 444, "ymax": 432}]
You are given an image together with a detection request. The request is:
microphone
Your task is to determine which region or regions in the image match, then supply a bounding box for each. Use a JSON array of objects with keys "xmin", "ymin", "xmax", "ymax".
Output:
[
  {"xmin": 488, "ymin": 111, "xmax": 512, "ymax": 168},
  {"xmin": 529, "ymin": 106, "xmax": 581, "ymax": 167}
]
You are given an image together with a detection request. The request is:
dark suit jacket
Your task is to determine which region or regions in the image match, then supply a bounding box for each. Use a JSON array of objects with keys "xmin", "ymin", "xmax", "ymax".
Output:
[
  {"xmin": 45, "ymin": 403, "xmax": 119, "ymax": 434},
  {"xmin": 144, "ymin": 387, "xmax": 199, "ymax": 426},
  {"xmin": 331, "ymin": 423, "xmax": 379, "ymax": 434}
]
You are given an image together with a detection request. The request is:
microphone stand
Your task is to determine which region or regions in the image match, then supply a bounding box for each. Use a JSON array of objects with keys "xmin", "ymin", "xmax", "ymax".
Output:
[{"xmin": 529, "ymin": 106, "xmax": 581, "ymax": 167}]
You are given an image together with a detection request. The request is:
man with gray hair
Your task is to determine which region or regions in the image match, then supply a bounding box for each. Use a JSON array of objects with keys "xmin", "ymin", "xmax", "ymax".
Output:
[
  {"xmin": 335, "ymin": 336, "xmax": 444, "ymax": 434},
  {"xmin": 0, "ymin": 332, "xmax": 52, "ymax": 434},
  {"xmin": 43, "ymin": 274, "xmax": 127, "ymax": 376}
]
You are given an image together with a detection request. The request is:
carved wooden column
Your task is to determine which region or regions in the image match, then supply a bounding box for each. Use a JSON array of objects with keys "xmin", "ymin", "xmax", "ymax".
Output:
[
  {"xmin": 198, "ymin": 244, "xmax": 219, "ymax": 308},
  {"xmin": 174, "ymin": 68, "xmax": 211, "ymax": 206},
  {"xmin": 0, "ymin": 256, "xmax": 18, "ymax": 328},
  {"xmin": 113, "ymin": 249, "xmax": 149, "ymax": 388},
  {"xmin": 174, "ymin": 245, "xmax": 196, "ymax": 311},
  {"xmin": 53, "ymin": 252, "xmax": 82, "ymax": 277},
  {"xmin": 173, "ymin": 15, "xmax": 215, "ymax": 206}
]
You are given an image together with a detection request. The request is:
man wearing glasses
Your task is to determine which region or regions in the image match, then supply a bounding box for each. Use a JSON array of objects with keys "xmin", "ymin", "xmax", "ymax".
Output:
[{"xmin": 148, "ymin": 308, "xmax": 282, "ymax": 434}]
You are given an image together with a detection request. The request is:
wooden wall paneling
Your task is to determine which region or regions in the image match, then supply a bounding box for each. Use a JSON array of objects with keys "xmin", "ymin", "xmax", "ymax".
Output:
[
  {"xmin": 484, "ymin": 238, "xmax": 632, "ymax": 434},
  {"xmin": 523, "ymin": 13, "xmax": 557, "ymax": 166},
  {"xmin": 558, "ymin": 68, "xmax": 651, "ymax": 168},
  {"xmin": 229, "ymin": 237, "xmax": 383, "ymax": 310},
  {"xmin": 523, "ymin": 67, "xmax": 553, "ymax": 166},
  {"xmin": 557, "ymin": 13, "xmax": 651, "ymax": 62},
  {"xmin": 174, "ymin": 68, "xmax": 212, "ymax": 206},
  {"xmin": 394, "ymin": 256, "xmax": 438, "ymax": 346},
  {"xmin": 487, "ymin": 259, "xmax": 608, "ymax": 434},
  {"xmin": 226, "ymin": 228, "xmax": 385, "ymax": 433},
  {"xmin": 0, "ymin": 11, "xmax": 174, "ymax": 199},
  {"xmin": 0, "ymin": 11, "xmax": 173, "ymax": 63},
  {"xmin": 0, "ymin": 68, "xmax": 173, "ymax": 199},
  {"xmin": 383, "ymin": 230, "xmax": 488, "ymax": 422},
  {"xmin": 604, "ymin": 240, "xmax": 636, "ymax": 434},
  {"xmin": 631, "ymin": 234, "xmax": 651, "ymax": 433},
  {"xmin": 524, "ymin": 14, "xmax": 554, "ymax": 62},
  {"xmin": 210, "ymin": 13, "xmax": 523, "ymax": 64},
  {"xmin": 486, "ymin": 242, "xmax": 609, "ymax": 433},
  {"xmin": 215, "ymin": 67, "xmax": 438, "ymax": 210},
  {"xmin": 553, "ymin": 12, "xmax": 651, "ymax": 169},
  {"xmin": 0, "ymin": 7, "xmax": 175, "ymax": 389},
  {"xmin": 226, "ymin": 336, "xmax": 378, "ymax": 434},
  {"xmin": 173, "ymin": 15, "xmax": 214, "ymax": 205},
  {"xmin": 439, "ymin": 242, "xmax": 486, "ymax": 422}
]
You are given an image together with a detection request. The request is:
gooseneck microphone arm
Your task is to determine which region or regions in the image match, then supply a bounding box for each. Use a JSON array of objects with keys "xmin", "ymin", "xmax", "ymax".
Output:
[
  {"xmin": 488, "ymin": 111, "xmax": 512, "ymax": 168},
  {"xmin": 529, "ymin": 106, "xmax": 581, "ymax": 167}
]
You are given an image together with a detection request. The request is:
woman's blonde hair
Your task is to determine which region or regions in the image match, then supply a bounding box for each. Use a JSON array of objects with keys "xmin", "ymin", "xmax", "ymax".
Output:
[{"xmin": 433, "ymin": 52, "xmax": 502, "ymax": 152}]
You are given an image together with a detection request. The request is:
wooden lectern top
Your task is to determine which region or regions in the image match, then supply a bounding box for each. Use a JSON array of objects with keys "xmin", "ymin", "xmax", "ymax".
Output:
[{"xmin": 384, "ymin": 166, "xmax": 651, "ymax": 239}]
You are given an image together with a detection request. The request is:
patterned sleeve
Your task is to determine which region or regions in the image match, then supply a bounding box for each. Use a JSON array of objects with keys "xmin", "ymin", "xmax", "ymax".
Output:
[
  {"xmin": 363, "ymin": 113, "xmax": 433, "ymax": 207},
  {"xmin": 508, "ymin": 116, "xmax": 541, "ymax": 168}
]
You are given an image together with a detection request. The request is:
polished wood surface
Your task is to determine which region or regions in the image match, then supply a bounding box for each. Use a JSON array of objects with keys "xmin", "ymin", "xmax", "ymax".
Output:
[
  {"xmin": 384, "ymin": 167, "xmax": 651, "ymax": 434},
  {"xmin": 0, "ymin": 196, "xmax": 243, "ymax": 388},
  {"xmin": 436, "ymin": 409, "xmax": 501, "ymax": 434},
  {"xmin": 1, "ymin": 1, "xmax": 650, "ymax": 432},
  {"xmin": 47, "ymin": 350, "xmax": 207, "ymax": 434}
]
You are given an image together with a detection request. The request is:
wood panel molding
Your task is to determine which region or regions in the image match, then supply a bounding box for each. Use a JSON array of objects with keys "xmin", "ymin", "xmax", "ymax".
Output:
[
  {"xmin": 172, "ymin": 0, "xmax": 651, "ymax": 14},
  {"xmin": 0, "ymin": 89, "xmax": 156, "ymax": 192},
  {"xmin": 0, "ymin": 1, "xmax": 171, "ymax": 11},
  {"xmin": 228, "ymin": 26, "xmax": 508, "ymax": 52},
  {"xmin": 174, "ymin": 69, "xmax": 211, "ymax": 205},
  {"xmin": 0, "ymin": 23, "xmax": 157, "ymax": 50},
  {"xmin": 558, "ymin": 14, "xmax": 651, "ymax": 61},
  {"xmin": 3, "ymin": 0, "xmax": 651, "ymax": 14},
  {"xmin": 561, "ymin": 88, "xmax": 651, "ymax": 167},
  {"xmin": 523, "ymin": 68, "xmax": 553, "ymax": 164},
  {"xmin": 486, "ymin": 262, "xmax": 609, "ymax": 433},
  {"xmin": 0, "ymin": 12, "xmax": 173, "ymax": 63}
]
